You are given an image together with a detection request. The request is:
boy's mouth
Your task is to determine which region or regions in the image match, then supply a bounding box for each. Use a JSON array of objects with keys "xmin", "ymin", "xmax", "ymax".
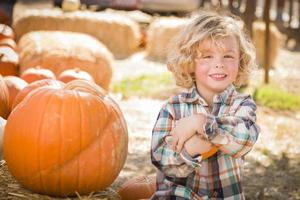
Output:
[{"xmin": 209, "ymin": 74, "xmax": 227, "ymax": 80}]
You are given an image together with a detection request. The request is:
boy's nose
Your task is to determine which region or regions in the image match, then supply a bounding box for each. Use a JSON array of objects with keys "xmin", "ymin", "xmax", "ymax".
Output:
[
  {"xmin": 215, "ymin": 65, "xmax": 224, "ymax": 68},
  {"xmin": 213, "ymin": 58, "xmax": 224, "ymax": 68}
]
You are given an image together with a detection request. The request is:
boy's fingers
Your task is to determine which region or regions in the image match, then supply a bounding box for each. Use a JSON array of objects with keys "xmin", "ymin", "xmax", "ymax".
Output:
[
  {"xmin": 172, "ymin": 136, "xmax": 178, "ymax": 151},
  {"xmin": 176, "ymin": 139, "xmax": 184, "ymax": 153},
  {"xmin": 164, "ymin": 135, "xmax": 173, "ymax": 144}
]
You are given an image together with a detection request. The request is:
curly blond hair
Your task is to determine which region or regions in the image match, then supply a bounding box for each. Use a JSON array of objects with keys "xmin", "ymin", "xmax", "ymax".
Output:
[{"xmin": 167, "ymin": 11, "xmax": 257, "ymax": 88}]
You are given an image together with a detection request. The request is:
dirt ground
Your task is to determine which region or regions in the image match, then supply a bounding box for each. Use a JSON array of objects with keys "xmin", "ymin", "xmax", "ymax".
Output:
[{"xmin": 1, "ymin": 48, "xmax": 300, "ymax": 199}]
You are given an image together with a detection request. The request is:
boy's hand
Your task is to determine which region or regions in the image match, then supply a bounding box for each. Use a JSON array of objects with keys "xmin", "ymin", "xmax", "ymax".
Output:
[
  {"xmin": 184, "ymin": 135, "xmax": 213, "ymax": 157},
  {"xmin": 170, "ymin": 114, "xmax": 207, "ymax": 153}
]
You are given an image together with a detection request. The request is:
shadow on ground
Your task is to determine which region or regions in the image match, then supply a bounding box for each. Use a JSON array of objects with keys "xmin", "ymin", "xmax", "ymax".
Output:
[{"xmin": 244, "ymin": 151, "xmax": 300, "ymax": 200}]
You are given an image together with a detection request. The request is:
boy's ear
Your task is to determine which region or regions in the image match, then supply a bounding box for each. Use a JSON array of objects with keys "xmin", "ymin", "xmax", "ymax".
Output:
[
  {"xmin": 190, "ymin": 72, "xmax": 195, "ymax": 79},
  {"xmin": 187, "ymin": 63, "xmax": 195, "ymax": 74}
]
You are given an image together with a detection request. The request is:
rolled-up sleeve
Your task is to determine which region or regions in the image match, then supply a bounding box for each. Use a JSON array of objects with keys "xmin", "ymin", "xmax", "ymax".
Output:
[
  {"xmin": 151, "ymin": 105, "xmax": 201, "ymax": 178},
  {"xmin": 204, "ymin": 96, "xmax": 260, "ymax": 158}
]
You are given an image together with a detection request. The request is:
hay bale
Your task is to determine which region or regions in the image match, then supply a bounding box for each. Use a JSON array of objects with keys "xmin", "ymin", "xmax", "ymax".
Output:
[
  {"xmin": 12, "ymin": 0, "xmax": 54, "ymax": 24},
  {"xmin": 146, "ymin": 17, "xmax": 189, "ymax": 61},
  {"xmin": 13, "ymin": 9, "xmax": 141, "ymax": 58},
  {"xmin": 18, "ymin": 31, "xmax": 113, "ymax": 90},
  {"xmin": 140, "ymin": 0, "xmax": 200, "ymax": 13},
  {"xmin": 104, "ymin": 9, "xmax": 153, "ymax": 25},
  {"xmin": 252, "ymin": 21, "xmax": 283, "ymax": 68}
]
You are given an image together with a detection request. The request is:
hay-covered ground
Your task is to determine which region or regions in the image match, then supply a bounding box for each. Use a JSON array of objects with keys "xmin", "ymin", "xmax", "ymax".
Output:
[{"xmin": 1, "ymin": 49, "xmax": 300, "ymax": 199}]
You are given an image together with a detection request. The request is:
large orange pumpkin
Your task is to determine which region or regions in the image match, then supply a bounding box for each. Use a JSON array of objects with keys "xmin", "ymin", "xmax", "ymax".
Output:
[
  {"xmin": 118, "ymin": 176, "xmax": 156, "ymax": 200},
  {"xmin": 0, "ymin": 117, "xmax": 6, "ymax": 160},
  {"xmin": 0, "ymin": 74, "xmax": 9, "ymax": 119},
  {"xmin": 4, "ymin": 80, "xmax": 128, "ymax": 197},
  {"xmin": 3, "ymin": 76, "xmax": 28, "ymax": 111},
  {"xmin": 12, "ymin": 79, "xmax": 64, "ymax": 109},
  {"xmin": 20, "ymin": 66, "xmax": 56, "ymax": 83}
]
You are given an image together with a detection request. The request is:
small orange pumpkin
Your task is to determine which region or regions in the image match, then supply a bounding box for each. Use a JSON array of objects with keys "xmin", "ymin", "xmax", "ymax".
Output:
[
  {"xmin": 20, "ymin": 66, "xmax": 56, "ymax": 83},
  {"xmin": 12, "ymin": 79, "xmax": 64, "ymax": 109},
  {"xmin": 0, "ymin": 74, "xmax": 9, "ymax": 119},
  {"xmin": 58, "ymin": 68, "xmax": 95, "ymax": 83},
  {"xmin": 0, "ymin": 24, "xmax": 15, "ymax": 40},
  {"xmin": 0, "ymin": 46, "xmax": 18, "ymax": 76},
  {"xmin": 201, "ymin": 146, "xmax": 218, "ymax": 159},
  {"xmin": 4, "ymin": 80, "xmax": 128, "ymax": 197},
  {"xmin": 3, "ymin": 76, "xmax": 28, "ymax": 112},
  {"xmin": 0, "ymin": 38, "xmax": 17, "ymax": 50},
  {"xmin": 118, "ymin": 176, "xmax": 156, "ymax": 200}
]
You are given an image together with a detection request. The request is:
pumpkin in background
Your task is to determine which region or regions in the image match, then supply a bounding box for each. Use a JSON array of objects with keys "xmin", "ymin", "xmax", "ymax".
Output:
[
  {"xmin": 12, "ymin": 79, "xmax": 64, "ymax": 109},
  {"xmin": 3, "ymin": 76, "xmax": 28, "ymax": 112},
  {"xmin": 20, "ymin": 66, "xmax": 56, "ymax": 83},
  {"xmin": 0, "ymin": 75, "xmax": 9, "ymax": 119},
  {"xmin": 0, "ymin": 24, "xmax": 15, "ymax": 40},
  {"xmin": 0, "ymin": 46, "xmax": 19, "ymax": 76},
  {"xmin": 118, "ymin": 176, "xmax": 156, "ymax": 200},
  {"xmin": 4, "ymin": 80, "xmax": 128, "ymax": 197},
  {"xmin": 0, "ymin": 38, "xmax": 17, "ymax": 50},
  {"xmin": 58, "ymin": 68, "xmax": 95, "ymax": 83}
]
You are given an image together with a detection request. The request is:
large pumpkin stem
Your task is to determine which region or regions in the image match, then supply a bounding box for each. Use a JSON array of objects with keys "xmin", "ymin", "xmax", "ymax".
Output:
[{"xmin": 64, "ymin": 80, "xmax": 107, "ymax": 98}]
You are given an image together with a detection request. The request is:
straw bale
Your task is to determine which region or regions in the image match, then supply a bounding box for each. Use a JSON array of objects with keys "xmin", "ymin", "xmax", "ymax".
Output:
[
  {"xmin": 252, "ymin": 21, "xmax": 283, "ymax": 68},
  {"xmin": 12, "ymin": 0, "xmax": 54, "ymax": 24},
  {"xmin": 140, "ymin": 0, "xmax": 200, "ymax": 13},
  {"xmin": 13, "ymin": 9, "xmax": 141, "ymax": 58},
  {"xmin": 146, "ymin": 17, "xmax": 189, "ymax": 61},
  {"xmin": 18, "ymin": 31, "xmax": 113, "ymax": 90}
]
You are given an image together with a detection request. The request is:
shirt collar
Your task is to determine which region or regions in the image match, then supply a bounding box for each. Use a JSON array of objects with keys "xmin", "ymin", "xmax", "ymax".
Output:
[{"xmin": 181, "ymin": 84, "xmax": 236, "ymax": 106}]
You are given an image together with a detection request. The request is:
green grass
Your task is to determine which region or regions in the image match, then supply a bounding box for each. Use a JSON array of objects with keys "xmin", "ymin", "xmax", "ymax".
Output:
[
  {"xmin": 112, "ymin": 73, "xmax": 176, "ymax": 99},
  {"xmin": 253, "ymin": 84, "xmax": 300, "ymax": 111}
]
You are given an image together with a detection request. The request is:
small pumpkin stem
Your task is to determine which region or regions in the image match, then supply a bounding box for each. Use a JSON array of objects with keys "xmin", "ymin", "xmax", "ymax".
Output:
[{"xmin": 0, "ymin": 53, "xmax": 4, "ymax": 60}]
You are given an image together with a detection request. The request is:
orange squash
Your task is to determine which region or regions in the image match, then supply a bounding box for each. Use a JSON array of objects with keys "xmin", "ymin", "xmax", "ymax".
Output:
[
  {"xmin": 12, "ymin": 79, "xmax": 64, "ymax": 109},
  {"xmin": 0, "ymin": 24, "xmax": 15, "ymax": 40},
  {"xmin": 20, "ymin": 66, "xmax": 56, "ymax": 83},
  {"xmin": 4, "ymin": 80, "xmax": 128, "ymax": 197},
  {"xmin": 58, "ymin": 68, "xmax": 95, "ymax": 83},
  {"xmin": 0, "ymin": 74, "xmax": 9, "ymax": 119},
  {"xmin": 0, "ymin": 46, "xmax": 19, "ymax": 76},
  {"xmin": 201, "ymin": 146, "xmax": 218, "ymax": 159},
  {"xmin": 3, "ymin": 76, "xmax": 28, "ymax": 112},
  {"xmin": 118, "ymin": 176, "xmax": 156, "ymax": 200}
]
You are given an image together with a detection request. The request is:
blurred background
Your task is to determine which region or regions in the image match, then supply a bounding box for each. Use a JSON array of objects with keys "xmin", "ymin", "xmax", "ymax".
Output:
[{"xmin": 0, "ymin": 0, "xmax": 299, "ymax": 199}]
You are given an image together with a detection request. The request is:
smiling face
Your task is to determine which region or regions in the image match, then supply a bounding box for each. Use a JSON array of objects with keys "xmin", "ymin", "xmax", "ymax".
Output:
[{"xmin": 194, "ymin": 36, "xmax": 240, "ymax": 100}]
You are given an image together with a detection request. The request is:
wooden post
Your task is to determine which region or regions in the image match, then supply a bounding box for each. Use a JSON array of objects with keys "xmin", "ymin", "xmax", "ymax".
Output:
[
  {"xmin": 244, "ymin": 0, "xmax": 256, "ymax": 37},
  {"xmin": 263, "ymin": 0, "xmax": 271, "ymax": 84}
]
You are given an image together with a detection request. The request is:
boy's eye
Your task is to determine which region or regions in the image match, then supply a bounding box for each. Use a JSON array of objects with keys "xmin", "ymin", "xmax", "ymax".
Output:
[
  {"xmin": 224, "ymin": 55, "xmax": 234, "ymax": 59},
  {"xmin": 202, "ymin": 55, "xmax": 212, "ymax": 59}
]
